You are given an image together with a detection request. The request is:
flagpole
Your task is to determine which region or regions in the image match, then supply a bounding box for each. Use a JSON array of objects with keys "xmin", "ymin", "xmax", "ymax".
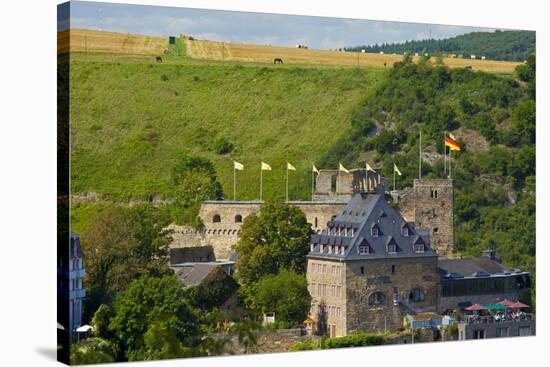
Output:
[
  {"xmin": 419, "ymin": 131, "xmax": 422, "ymax": 179},
  {"xmin": 260, "ymin": 165, "xmax": 263, "ymax": 201},
  {"xmin": 393, "ymin": 166, "xmax": 396, "ymax": 192},
  {"xmin": 444, "ymin": 132, "xmax": 447, "ymax": 176},
  {"xmin": 286, "ymin": 166, "xmax": 289, "ymax": 202},
  {"xmin": 449, "ymin": 149, "xmax": 452, "ymax": 179},
  {"xmin": 233, "ymin": 166, "xmax": 236, "ymax": 200},
  {"xmin": 311, "ymin": 169, "xmax": 314, "ymax": 201}
]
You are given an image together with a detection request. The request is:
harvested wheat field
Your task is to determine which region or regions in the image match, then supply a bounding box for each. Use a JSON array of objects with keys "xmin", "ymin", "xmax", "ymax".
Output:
[
  {"xmin": 186, "ymin": 38, "xmax": 521, "ymax": 73},
  {"xmin": 58, "ymin": 29, "xmax": 168, "ymax": 55}
]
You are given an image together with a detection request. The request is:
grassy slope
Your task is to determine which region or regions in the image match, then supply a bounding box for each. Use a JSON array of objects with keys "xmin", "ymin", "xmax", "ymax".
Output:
[{"xmin": 70, "ymin": 56, "xmax": 386, "ymax": 203}]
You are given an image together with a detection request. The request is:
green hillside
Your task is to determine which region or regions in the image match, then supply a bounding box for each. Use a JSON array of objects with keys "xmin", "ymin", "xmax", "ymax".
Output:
[
  {"xmin": 347, "ymin": 30, "xmax": 535, "ymax": 61},
  {"xmin": 70, "ymin": 57, "xmax": 386, "ymax": 203}
]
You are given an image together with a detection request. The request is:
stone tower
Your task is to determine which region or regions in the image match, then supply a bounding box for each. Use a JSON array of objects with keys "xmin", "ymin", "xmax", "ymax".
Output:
[{"xmin": 411, "ymin": 179, "xmax": 454, "ymax": 257}]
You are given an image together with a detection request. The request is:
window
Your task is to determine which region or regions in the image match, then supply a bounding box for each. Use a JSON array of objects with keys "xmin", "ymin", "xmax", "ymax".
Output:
[
  {"xmin": 212, "ymin": 214, "xmax": 221, "ymax": 223},
  {"xmin": 387, "ymin": 243, "xmax": 397, "ymax": 254},
  {"xmin": 368, "ymin": 292, "xmax": 386, "ymax": 305},
  {"xmin": 402, "ymin": 226, "xmax": 409, "ymax": 237},
  {"xmin": 519, "ymin": 326, "xmax": 532, "ymax": 336},
  {"xmin": 473, "ymin": 330, "xmax": 485, "ymax": 339},
  {"xmin": 391, "ymin": 265, "xmax": 396, "ymax": 274},
  {"xmin": 234, "ymin": 214, "xmax": 243, "ymax": 223},
  {"xmin": 314, "ymin": 217, "xmax": 318, "ymax": 228},
  {"xmin": 496, "ymin": 327, "xmax": 509, "ymax": 338},
  {"xmin": 371, "ymin": 224, "xmax": 379, "ymax": 237},
  {"xmin": 360, "ymin": 266, "xmax": 364, "ymax": 275},
  {"xmin": 430, "ymin": 188, "xmax": 438, "ymax": 199},
  {"xmin": 414, "ymin": 243, "xmax": 425, "ymax": 253},
  {"xmin": 359, "ymin": 245, "xmax": 370, "ymax": 255},
  {"xmin": 408, "ymin": 288, "xmax": 425, "ymax": 302}
]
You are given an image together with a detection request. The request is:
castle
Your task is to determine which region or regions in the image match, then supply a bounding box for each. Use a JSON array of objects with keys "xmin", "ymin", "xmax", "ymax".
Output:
[
  {"xmin": 170, "ymin": 167, "xmax": 455, "ymax": 260},
  {"xmin": 171, "ymin": 166, "xmax": 532, "ymax": 337}
]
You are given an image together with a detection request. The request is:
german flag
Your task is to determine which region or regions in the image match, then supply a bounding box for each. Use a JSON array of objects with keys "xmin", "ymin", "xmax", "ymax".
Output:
[{"xmin": 445, "ymin": 135, "xmax": 461, "ymax": 151}]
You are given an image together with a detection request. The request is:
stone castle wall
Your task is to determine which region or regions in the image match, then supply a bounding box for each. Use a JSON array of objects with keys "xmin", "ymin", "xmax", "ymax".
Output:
[
  {"xmin": 169, "ymin": 177, "xmax": 454, "ymax": 260},
  {"xmin": 344, "ymin": 256, "xmax": 439, "ymax": 333},
  {"xmin": 170, "ymin": 201, "xmax": 347, "ymax": 260},
  {"xmin": 412, "ymin": 179, "xmax": 454, "ymax": 257}
]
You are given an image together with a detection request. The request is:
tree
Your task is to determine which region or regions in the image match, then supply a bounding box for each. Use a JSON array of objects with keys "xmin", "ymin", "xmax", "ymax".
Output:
[
  {"xmin": 235, "ymin": 199, "xmax": 312, "ymax": 289},
  {"xmin": 70, "ymin": 337, "xmax": 117, "ymax": 365},
  {"xmin": 81, "ymin": 205, "xmax": 172, "ymax": 321},
  {"xmin": 184, "ymin": 267, "xmax": 239, "ymax": 311},
  {"xmin": 248, "ymin": 270, "xmax": 311, "ymax": 326},
  {"xmin": 109, "ymin": 275, "xmax": 200, "ymax": 359},
  {"xmin": 171, "ymin": 154, "xmax": 223, "ymax": 226},
  {"xmin": 511, "ymin": 99, "xmax": 536, "ymax": 145}
]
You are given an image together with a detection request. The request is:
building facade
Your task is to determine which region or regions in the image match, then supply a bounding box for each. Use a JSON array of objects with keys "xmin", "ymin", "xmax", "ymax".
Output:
[
  {"xmin": 306, "ymin": 193, "xmax": 440, "ymax": 337},
  {"xmin": 58, "ymin": 233, "xmax": 86, "ymax": 340}
]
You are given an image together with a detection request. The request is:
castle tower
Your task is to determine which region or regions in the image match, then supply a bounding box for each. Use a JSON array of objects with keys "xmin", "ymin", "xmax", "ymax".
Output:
[{"xmin": 412, "ymin": 179, "xmax": 454, "ymax": 257}]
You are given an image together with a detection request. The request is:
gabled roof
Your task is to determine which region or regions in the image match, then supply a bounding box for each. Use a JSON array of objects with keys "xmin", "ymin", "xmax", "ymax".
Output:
[
  {"xmin": 175, "ymin": 263, "xmax": 220, "ymax": 287},
  {"xmin": 309, "ymin": 193, "xmax": 436, "ymax": 261}
]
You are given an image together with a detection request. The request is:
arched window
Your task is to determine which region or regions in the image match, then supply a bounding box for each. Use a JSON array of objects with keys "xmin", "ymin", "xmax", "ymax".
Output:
[
  {"xmin": 212, "ymin": 214, "xmax": 221, "ymax": 223},
  {"xmin": 409, "ymin": 288, "xmax": 425, "ymax": 302},
  {"xmin": 368, "ymin": 292, "xmax": 386, "ymax": 305},
  {"xmin": 235, "ymin": 214, "xmax": 243, "ymax": 223}
]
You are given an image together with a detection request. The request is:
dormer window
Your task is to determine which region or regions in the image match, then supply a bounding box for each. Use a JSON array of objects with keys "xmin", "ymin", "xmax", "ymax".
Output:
[
  {"xmin": 328, "ymin": 245, "xmax": 333, "ymax": 254},
  {"xmin": 371, "ymin": 224, "xmax": 380, "ymax": 237},
  {"xmin": 351, "ymin": 228, "xmax": 355, "ymax": 237},
  {"xmin": 359, "ymin": 244, "xmax": 370, "ymax": 255},
  {"xmin": 320, "ymin": 244, "xmax": 324, "ymax": 253},
  {"xmin": 386, "ymin": 238, "xmax": 397, "ymax": 254},
  {"xmin": 414, "ymin": 243, "xmax": 425, "ymax": 253},
  {"xmin": 310, "ymin": 243, "xmax": 314, "ymax": 251},
  {"xmin": 402, "ymin": 225, "xmax": 409, "ymax": 237}
]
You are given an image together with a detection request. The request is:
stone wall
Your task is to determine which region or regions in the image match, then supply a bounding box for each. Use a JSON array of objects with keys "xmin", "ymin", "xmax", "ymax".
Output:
[
  {"xmin": 314, "ymin": 169, "xmax": 381, "ymax": 201},
  {"xmin": 170, "ymin": 201, "xmax": 347, "ymax": 260},
  {"xmin": 396, "ymin": 179, "xmax": 454, "ymax": 257},
  {"xmin": 344, "ymin": 256, "xmax": 440, "ymax": 334}
]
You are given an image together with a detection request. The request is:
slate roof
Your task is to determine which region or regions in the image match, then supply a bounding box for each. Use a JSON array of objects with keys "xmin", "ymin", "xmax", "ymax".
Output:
[
  {"xmin": 174, "ymin": 263, "xmax": 220, "ymax": 287},
  {"xmin": 170, "ymin": 246, "xmax": 215, "ymax": 265},
  {"xmin": 438, "ymin": 257, "xmax": 508, "ymax": 278},
  {"xmin": 308, "ymin": 193, "xmax": 436, "ymax": 261}
]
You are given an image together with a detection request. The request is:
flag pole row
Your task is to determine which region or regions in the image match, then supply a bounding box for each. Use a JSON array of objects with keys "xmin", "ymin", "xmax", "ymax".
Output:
[{"xmin": 231, "ymin": 133, "xmax": 461, "ymax": 200}]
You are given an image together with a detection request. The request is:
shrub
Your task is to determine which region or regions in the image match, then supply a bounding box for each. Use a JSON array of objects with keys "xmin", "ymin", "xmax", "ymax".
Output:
[
  {"xmin": 212, "ymin": 136, "xmax": 234, "ymax": 155},
  {"xmin": 324, "ymin": 332, "xmax": 385, "ymax": 349},
  {"xmin": 161, "ymin": 73, "xmax": 169, "ymax": 81}
]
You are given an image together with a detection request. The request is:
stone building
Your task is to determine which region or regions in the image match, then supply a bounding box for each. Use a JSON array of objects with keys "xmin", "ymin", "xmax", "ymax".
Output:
[
  {"xmin": 170, "ymin": 168, "xmax": 455, "ymax": 261},
  {"xmin": 395, "ymin": 179, "xmax": 454, "ymax": 257},
  {"xmin": 306, "ymin": 192, "xmax": 440, "ymax": 337}
]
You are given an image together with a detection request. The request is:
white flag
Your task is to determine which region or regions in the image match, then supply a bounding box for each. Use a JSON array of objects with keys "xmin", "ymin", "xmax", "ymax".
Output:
[
  {"xmin": 234, "ymin": 161, "xmax": 244, "ymax": 170},
  {"xmin": 287, "ymin": 162, "xmax": 296, "ymax": 171},
  {"xmin": 312, "ymin": 164, "xmax": 319, "ymax": 174},
  {"xmin": 339, "ymin": 163, "xmax": 349, "ymax": 174},
  {"xmin": 261, "ymin": 161, "xmax": 272, "ymax": 171},
  {"xmin": 449, "ymin": 133, "xmax": 457, "ymax": 140},
  {"xmin": 394, "ymin": 163, "xmax": 402, "ymax": 176},
  {"xmin": 366, "ymin": 163, "xmax": 376, "ymax": 172}
]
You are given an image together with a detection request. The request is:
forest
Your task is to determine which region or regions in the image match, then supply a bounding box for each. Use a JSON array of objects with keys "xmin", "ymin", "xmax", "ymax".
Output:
[{"xmin": 346, "ymin": 30, "xmax": 535, "ymax": 61}]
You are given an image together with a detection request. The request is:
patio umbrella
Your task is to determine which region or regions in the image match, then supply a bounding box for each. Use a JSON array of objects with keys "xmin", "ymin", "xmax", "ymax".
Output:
[
  {"xmin": 509, "ymin": 301, "xmax": 529, "ymax": 309},
  {"xmin": 485, "ymin": 304, "xmax": 508, "ymax": 311},
  {"xmin": 464, "ymin": 304, "xmax": 487, "ymax": 311},
  {"xmin": 497, "ymin": 299, "xmax": 515, "ymax": 307}
]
